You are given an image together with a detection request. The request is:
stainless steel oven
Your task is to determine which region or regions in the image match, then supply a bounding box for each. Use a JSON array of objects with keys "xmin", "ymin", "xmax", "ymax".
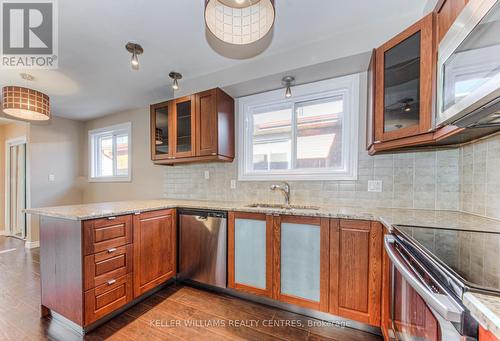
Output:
[{"xmin": 384, "ymin": 235, "xmax": 465, "ymax": 340}]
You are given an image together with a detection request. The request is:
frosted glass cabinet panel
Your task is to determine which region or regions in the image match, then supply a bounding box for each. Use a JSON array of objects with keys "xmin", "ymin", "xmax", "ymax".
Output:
[
  {"xmin": 276, "ymin": 216, "xmax": 329, "ymax": 311},
  {"xmin": 228, "ymin": 211, "xmax": 272, "ymax": 297},
  {"xmin": 234, "ymin": 218, "xmax": 267, "ymax": 289},
  {"xmin": 281, "ymin": 222, "xmax": 321, "ymax": 301}
]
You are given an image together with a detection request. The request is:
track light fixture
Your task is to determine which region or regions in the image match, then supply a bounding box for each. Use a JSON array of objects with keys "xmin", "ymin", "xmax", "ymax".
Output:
[{"xmin": 282, "ymin": 76, "xmax": 295, "ymax": 98}]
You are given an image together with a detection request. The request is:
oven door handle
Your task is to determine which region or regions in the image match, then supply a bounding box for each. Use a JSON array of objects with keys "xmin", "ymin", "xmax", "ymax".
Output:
[{"xmin": 384, "ymin": 235, "xmax": 463, "ymax": 323}]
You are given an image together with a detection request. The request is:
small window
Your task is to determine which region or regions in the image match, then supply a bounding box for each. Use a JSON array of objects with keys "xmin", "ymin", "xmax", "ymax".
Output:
[
  {"xmin": 89, "ymin": 123, "xmax": 131, "ymax": 182},
  {"xmin": 238, "ymin": 74, "xmax": 359, "ymax": 181}
]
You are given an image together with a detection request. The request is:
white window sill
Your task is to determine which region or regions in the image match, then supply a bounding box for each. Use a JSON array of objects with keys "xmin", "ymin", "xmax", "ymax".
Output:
[{"xmin": 88, "ymin": 176, "xmax": 132, "ymax": 183}]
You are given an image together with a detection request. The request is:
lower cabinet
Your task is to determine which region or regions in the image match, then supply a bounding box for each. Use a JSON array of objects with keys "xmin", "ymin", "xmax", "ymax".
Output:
[
  {"xmin": 228, "ymin": 212, "xmax": 381, "ymax": 322},
  {"xmin": 133, "ymin": 209, "xmax": 177, "ymax": 297},
  {"xmin": 272, "ymin": 215, "xmax": 330, "ymax": 311},
  {"xmin": 228, "ymin": 212, "xmax": 274, "ymax": 297},
  {"xmin": 329, "ymin": 219, "xmax": 382, "ymax": 326}
]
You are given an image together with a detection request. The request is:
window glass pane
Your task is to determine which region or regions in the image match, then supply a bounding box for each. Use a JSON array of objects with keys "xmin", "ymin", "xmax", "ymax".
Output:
[
  {"xmin": 98, "ymin": 135, "xmax": 113, "ymax": 177},
  {"xmin": 116, "ymin": 134, "xmax": 129, "ymax": 176},
  {"xmin": 252, "ymin": 108, "xmax": 292, "ymax": 171},
  {"xmin": 296, "ymin": 97, "xmax": 343, "ymax": 169}
]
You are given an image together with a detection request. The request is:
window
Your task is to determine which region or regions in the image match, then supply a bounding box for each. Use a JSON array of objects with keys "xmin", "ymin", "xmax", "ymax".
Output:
[
  {"xmin": 238, "ymin": 74, "xmax": 359, "ymax": 181},
  {"xmin": 89, "ymin": 122, "xmax": 131, "ymax": 182}
]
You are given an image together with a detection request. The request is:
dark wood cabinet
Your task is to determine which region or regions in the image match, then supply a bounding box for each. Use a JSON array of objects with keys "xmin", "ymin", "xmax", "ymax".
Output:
[
  {"xmin": 373, "ymin": 13, "xmax": 435, "ymax": 145},
  {"xmin": 151, "ymin": 88, "xmax": 234, "ymax": 165},
  {"xmin": 329, "ymin": 219, "xmax": 382, "ymax": 327},
  {"xmin": 133, "ymin": 209, "xmax": 176, "ymax": 297}
]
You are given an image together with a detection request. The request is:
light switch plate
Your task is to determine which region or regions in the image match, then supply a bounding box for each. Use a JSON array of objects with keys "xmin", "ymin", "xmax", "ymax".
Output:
[
  {"xmin": 230, "ymin": 179, "xmax": 236, "ymax": 189},
  {"xmin": 368, "ymin": 180, "xmax": 383, "ymax": 192},
  {"xmin": 48, "ymin": 174, "xmax": 55, "ymax": 182},
  {"xmin": 204, "ymin": 170, "xmax": 210, "ymax": 180}
]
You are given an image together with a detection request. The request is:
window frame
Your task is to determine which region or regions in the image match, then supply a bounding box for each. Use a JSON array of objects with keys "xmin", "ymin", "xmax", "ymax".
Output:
[
  {"xmin": 88, "ymin": 122, "xmax": 132, "ymax": 182},
  {"xmin": 238, "ymin": 74, "xmax": 359, "ymax": 181}
]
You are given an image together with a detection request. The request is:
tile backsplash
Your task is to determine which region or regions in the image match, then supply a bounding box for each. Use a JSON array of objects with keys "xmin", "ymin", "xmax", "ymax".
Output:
[
  {"xmin": 460, "ymin": 133, "xmax": 500, "ymax": 220},
  {"xmin": 163, "ymin": 148, "xmax": 461, "ymax": 211}
]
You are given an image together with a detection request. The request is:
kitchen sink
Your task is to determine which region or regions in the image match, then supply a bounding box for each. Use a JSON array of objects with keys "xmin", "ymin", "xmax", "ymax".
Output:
[{"xmin": 246, "ymin": 203, "xmax": 320, "ymax": 211}]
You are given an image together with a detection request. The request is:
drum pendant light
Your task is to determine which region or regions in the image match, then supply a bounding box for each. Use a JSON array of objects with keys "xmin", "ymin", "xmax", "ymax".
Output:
[
  {"xmin": 2, "ymin": 86, "xmax": 50, "ymax": 121},
  {"xmin": 205, "ymin": 0, "xmax": 275, "ymax": 59}
]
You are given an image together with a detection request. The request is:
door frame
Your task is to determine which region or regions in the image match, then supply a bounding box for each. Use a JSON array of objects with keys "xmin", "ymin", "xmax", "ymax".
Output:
[{"xmin": 4, "ymin": 136, "xmax": 30, "ymax": 239}]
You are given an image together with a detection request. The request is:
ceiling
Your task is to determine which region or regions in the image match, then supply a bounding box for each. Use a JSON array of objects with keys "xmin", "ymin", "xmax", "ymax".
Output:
[{"xmin": 0, "ymin": 0, "xmax": 430, "ymax": 121}]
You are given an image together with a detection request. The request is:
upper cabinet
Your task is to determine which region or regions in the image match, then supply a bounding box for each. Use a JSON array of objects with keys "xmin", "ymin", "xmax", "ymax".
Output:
[
  {"xmin": 151, "ymin": 88, "xmax": 234, "ymax": 165},
  {"xmin": 369, "ymin": 0, "xmax": 500, "ymax": 155},
  {"xmin": 373, "ymin": 13, "xmax": 435, "ymax": 144},
  {"xmin": 435, "ymin": 0, "xmax": 469, "ymax": 42}
]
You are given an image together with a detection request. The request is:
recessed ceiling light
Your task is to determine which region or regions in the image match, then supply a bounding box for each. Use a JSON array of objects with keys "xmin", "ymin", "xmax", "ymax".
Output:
[
  {"xmin": 125, "ymin": 42, "xmax": 143, "ymax": 70},
  {"xmin": 169, "ymin": 72, "xmax": 182, "ymax": 91}
]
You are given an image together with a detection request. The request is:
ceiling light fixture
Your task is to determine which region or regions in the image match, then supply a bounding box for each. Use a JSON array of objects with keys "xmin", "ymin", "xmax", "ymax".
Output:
[
  {"xmin": 205, "ymin": 0, "xmax": 275, "ymax": 59},
  {"xmin": 282, "ymin": 76, "xmax": 295, "ymax": 98},
  {"xmin": 169, "ymin": 72, "xmax": 182, "ymax": 91},
  {"xmin": 125, "ymin": 42, "xmax": 143, "ymax": 70},
  {"xmin": 2, "ymin": 73, "xmax": 50, "ymax": 121},
  {"xmin": 402, "ymin": 98, "xmax": 413, "ymax": 112},
  {"xmin": 155, "ymin": 128, "xmax": 163, "ymax": 145}
]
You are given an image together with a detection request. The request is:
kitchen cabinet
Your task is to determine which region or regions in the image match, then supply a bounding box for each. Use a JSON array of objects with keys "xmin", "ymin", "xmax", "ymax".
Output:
[
  {"xmin": 150, "ymin": 101, "xmax": 173, "ymax": 161},
  {"xmin": 150, "ymin": 88, "xmax": 234, "ymax": 165},
  {"xmin": 435, "ymin": 0, "xmax": 469, "ymax": 42},
  {"xmin": 133, "ymin": 209, "xmax": 176, "ymax": 297},
  {"xmin": 329, "ymin": 219, "xmax": 382, "ymax": 327},
  {"xmin": 272, "ymin": 215, "xmax": 330, "ymax": 311},
  {"xmin": 373, "ymin": 13, "xmax": 435, "ymax": 145},
  {"xmin": 39, "ymin": 210, "xmax": 177, "ymax": 329},
  {"xmin": 228, "ymin": 212, "xmax": 274, "ymax": 297}
]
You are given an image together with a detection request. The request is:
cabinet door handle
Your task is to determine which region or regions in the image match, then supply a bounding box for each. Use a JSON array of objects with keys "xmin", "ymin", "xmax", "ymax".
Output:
[
  {"xmin": 107, "ymin": 248, "xmax": 117, "ymax": 253},
  {"xmin": 107, "ymin": 216, "xmax": 116, "ymax": 220},
  {"xmin": 107, "ymin": 279, "xmax": 116, "ymax": 285}
]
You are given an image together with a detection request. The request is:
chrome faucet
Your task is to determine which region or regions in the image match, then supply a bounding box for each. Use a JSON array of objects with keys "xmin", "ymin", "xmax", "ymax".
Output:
[{"xmin": 270, "ymin": 182, "xmax": 291, "ymax": 206}]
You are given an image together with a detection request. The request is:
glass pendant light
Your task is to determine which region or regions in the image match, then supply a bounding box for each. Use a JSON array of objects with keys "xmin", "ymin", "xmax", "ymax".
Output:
[{"xmin": 125, "ymin": 42, "xmax": 143, "ymax": 71}]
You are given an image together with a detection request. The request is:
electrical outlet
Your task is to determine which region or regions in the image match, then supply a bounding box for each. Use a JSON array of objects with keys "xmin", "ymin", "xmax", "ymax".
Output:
[
  {"xmin": 230, "ymin": 179, "xmax": 236, "ymax": 189},
  {"xmin": 48, "ymin": 174, "xmax": 55, "ymax": 182},
  {"xmin": 368, "ymin": 180, "xmax": 383, "ymax": 192},
  {"xmin": 204, "ymin": 170, "xmax": 210, "ymax": 180}
]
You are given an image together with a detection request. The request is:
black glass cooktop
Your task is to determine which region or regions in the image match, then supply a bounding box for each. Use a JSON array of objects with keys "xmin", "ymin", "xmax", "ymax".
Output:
[{"xmin": 394, "ymin": 225, "xmax": 500, "ymax": 293}]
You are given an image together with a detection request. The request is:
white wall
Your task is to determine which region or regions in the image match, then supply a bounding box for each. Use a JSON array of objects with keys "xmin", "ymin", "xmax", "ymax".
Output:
[{"xmin": 28, "ymin": 116, "xmax": 84, "ymax": 242}]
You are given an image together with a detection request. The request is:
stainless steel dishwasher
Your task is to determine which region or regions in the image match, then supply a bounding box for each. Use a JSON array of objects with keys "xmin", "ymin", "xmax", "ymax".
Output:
[{"xmin": 178, "ymin": 209, "xmax": 227, "ymax": 288}]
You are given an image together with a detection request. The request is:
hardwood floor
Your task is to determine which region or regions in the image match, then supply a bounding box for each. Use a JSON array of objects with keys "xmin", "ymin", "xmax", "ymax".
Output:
[{"xmin": 0, "ymin": 236, "xmax": 382, "ymax": 341}]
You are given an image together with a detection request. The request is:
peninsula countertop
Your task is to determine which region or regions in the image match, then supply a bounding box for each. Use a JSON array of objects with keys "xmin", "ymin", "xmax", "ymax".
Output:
[{"xmin": 26, "ymin": 199, "xmax": 500, "ymax": 337}]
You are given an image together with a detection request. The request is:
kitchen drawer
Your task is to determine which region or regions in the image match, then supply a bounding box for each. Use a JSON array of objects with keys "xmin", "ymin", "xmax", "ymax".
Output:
[
  {"xmin": 84, "ymin": 244, "xmax": 133, "ymax": 290},
  {"xmin": 84, "ymin": 273, "xmax": 133, "ymax": 326},
  {"xmin": 83, "ymin": 215, "xmax": 132, "ymax": 255}
]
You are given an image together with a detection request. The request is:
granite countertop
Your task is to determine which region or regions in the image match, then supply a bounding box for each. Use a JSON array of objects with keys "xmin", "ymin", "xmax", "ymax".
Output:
[
  {"xmin": 25, "ymin": 199, "xmax": 500, "ymax": 233},
  {"xmin": 26, "ymin": 199, "xmax": 500, "ymax": 334},
  {"xmin": 464, "ymin": 292, "xmax": 500, "ymax": 339}
]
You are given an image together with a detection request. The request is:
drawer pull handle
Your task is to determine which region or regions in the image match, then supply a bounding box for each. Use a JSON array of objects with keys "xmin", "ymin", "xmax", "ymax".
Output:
[
  {"xmin": 107, "ymin": 279, "xmax": 116, "ymax": 285},
  {"xmin": 107, "ymin": 248, "xmax": 117, "ymax": 253},
  {"xmin": 107, "ymin": 216, "xmax": 116, "ymax": 220}
]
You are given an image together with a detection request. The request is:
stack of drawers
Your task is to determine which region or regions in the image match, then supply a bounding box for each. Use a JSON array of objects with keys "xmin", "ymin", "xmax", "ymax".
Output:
[{"xmin": 83, "ymin": 215, "xmax": 134, "ymax": 325}]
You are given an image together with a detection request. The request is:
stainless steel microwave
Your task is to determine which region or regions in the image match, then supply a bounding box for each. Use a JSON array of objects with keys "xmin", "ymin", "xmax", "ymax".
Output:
[{"xmin": 437, "ymin": 0, "xmax": 500, "ymax": 128}]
